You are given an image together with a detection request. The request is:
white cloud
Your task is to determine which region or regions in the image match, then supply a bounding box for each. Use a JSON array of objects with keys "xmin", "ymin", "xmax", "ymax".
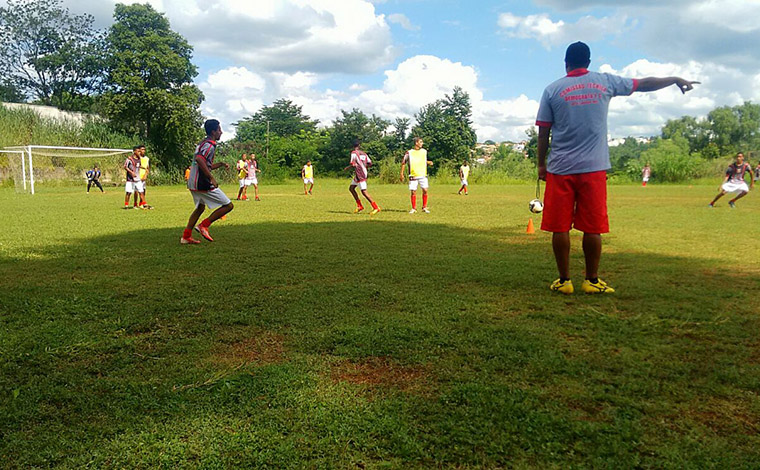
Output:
[
  {"xmin": 497, "ymin": 12, "xmax": 631, "ymax": 48},
  {"xmin": 387, "ymin": 13, "xmax": 419, "ymax": 31}
]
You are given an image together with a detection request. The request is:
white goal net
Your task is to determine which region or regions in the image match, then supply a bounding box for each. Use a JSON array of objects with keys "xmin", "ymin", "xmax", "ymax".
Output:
[{"xmin": 4, "ymin": 145, "xmax": 133, "ymax": 194}]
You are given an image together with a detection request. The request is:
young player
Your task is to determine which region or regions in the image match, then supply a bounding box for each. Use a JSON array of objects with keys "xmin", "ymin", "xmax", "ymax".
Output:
[
  {"xmin": 86, "ymin": 165, "xmax": 104, "ymax": 193},
  {"xmin": 181, "ymin": 119, "xmax": 234, "ymax": 244},
  {"xmin": 400, "ymin": 137, "xmax": 433, "ymax": 213},
  {"xmin": 708, "ymin": 152, "xmax": 754, "ymax": 208},
  {"xmin": 138, "ymin": 145, "xmax": 153, "ymax": 209},
  {"xmin": 246, "ymin": 154, "xmax": 261, "ymax": 201},
  {"xmin": 345, "ymin": 139, "xmax": 380, "ymax": 214},
  {"xmin": 184, "ymin": 166, "xmax": 191, "ymax": 181},
  {"xmin": 458, "ymin": 160, "xmax": 470, "ymax": 195},
  {"xmin": 236, "ymin": 154, "xmax": 248, "ymax": 200},
  {"xmin": 123, "ymin": 146, "xmax": 142, "ymax": 209},
  {"xmin": 302, "ymin": 160, "xmax": 314, "ymax": 195},
  {"xmin": 536, "ymin": 41, "xmax": 698, "ymax": 294},
  {"xmin": 641, "ymin": 163, "xmax": 651, "ymax": 187}
]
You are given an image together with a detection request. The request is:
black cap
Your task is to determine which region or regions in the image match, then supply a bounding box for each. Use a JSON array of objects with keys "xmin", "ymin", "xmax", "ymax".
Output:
[{"xmin": 565, "ymin": 41, "xmax": 590, "ymax": 65}]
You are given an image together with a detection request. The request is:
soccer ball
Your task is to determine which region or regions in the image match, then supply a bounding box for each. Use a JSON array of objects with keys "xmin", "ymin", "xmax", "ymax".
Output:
[{"xmin": 529, "ymin": 199, "xmax": 544, "ymax": 213}]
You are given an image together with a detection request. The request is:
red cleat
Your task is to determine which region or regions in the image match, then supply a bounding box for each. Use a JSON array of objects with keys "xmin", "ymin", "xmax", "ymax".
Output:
[
  {"xmin": 194, "ymin": 225, "xmax": 214, "ymax": 242},
  {"xmin": 180, "ymin": 237, "xmax": 200, "ymax": 245}
]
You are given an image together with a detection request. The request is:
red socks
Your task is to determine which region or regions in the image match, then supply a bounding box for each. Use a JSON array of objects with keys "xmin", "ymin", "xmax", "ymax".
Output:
[
  {"xmin": 422, "ymin": 194, "xmax": 428, "ymax": 207},
  {"xmin": 411, "ymin": 194, "xmax": 416, "ymax": 209},
  {"xmin": 371, "ymin": 201, "xmax": 378, "ymax": 210},
  {"xmin": 183, "ymin": 229, "xmax": 192, "ymax": 238},
  {"xmin": 200, "ymin": 218, "xmax": 211, "ymax": 228}
]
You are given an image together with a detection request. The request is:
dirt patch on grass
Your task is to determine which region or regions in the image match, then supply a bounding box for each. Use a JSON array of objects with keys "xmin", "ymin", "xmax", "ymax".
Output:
[
  {"xmin": 688, "ymin": 399, "xmax": 760, "ymax": 436},
  {"xmin": 210, "ymin": 331, "xmax": 285, "ymax": 367},
  {"xmin": 330, "ymin": 356, "xmax": 432, "ymax": 394}
]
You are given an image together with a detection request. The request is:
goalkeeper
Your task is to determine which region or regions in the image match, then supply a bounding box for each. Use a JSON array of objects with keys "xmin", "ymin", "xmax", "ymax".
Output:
[{"xmin": 86, "ymin": 165, "xmax": 104, "ymax": 193}]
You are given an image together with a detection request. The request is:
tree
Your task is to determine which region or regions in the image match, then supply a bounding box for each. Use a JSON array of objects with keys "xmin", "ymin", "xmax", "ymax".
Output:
[
  {"xmin": 234, "ymin": 99, "xmax": 318, "ymax": 142},
  {"xmin": 411, "ymin": 86, "xmax": 477, "ymax": 169},
  {"xmin": 324, "ymin": 108, "xmax": 390, "ymax": 171},
  {"xmin": 661, "ymin": 116, "xmax": 709, "ymax": 154},
  {"xmin": 0, "ymin": 0, "xmax": 105, "ymax": 109},
  {"xmin": 102, "ymin": 3, "xmax": 203, "ymax": 168}
]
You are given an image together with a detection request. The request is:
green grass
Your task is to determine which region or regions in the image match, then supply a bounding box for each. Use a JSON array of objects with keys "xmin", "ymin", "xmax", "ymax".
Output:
[{"xmin": 1, "ymin": 179, "xmax": 759, "ymax": 469}]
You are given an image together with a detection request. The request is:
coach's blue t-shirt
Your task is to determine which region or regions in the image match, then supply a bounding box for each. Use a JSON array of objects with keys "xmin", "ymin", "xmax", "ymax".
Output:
[{"xmin": 536, "ymin": 69, "xmax": 637, "ymax": 175}]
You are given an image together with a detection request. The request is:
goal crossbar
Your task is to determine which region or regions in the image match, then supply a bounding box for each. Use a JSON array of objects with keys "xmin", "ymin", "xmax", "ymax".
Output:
[{"xmin": 4, "ymin": 145, "xmax": 133, "ymax": 194}]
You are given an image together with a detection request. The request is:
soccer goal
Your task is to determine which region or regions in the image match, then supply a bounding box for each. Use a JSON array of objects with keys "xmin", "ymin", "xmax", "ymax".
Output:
[{"xmin": 4, "ymin": 145, "xmax": 133, "ymax": 194}]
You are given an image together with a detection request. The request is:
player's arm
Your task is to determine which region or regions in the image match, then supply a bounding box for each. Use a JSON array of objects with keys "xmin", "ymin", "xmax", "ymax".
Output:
[
  {"xmin": 537, "ymin": 126, "xmax": 551, "ymax": 181},
  {"xmin": 635, "ymin": 77, "xmax": 699, "ymax": 94},
  {"xmin": 399, "ymin": 153, "xmax": 408, "ymax": 181}
]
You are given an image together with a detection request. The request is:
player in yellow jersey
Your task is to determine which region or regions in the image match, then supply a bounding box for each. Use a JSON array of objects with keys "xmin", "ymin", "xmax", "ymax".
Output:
[
  {"xmin": 138, "ymin": 146, "xmax": 153, "ymax": 209},
  {"xmin": 236, "ymin": 154, "xmax": 248, "ymax": 200},
  {"xmin": 400, "ymin": 137, "xmax": 433, "ymax": 213},
  {"xmin": 458, "ymin": 160, "xmax": 470, "ymax": 195},
  {"xmin": 302, "ymin": 161, "xmax": 314, "ymax": 195}
]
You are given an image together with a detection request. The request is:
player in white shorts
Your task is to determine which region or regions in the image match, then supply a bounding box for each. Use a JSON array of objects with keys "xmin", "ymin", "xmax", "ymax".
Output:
[
  {"xmin": 400, "ymin": 137, "xmax": 433, "ymax": 213},
  {"xmin": 302, "ymin": 161, "xmax": 314, "ymax": 195},
  {"xmin": 708, "ymin": 152, "xmax": 754, "ymax": 208},
  {"xmin": 236, "ymin": 154, "xmax": 248, "ymax": 200},
  {"xmin": 345, "ymin": 139, "xmax": 380, "ymax": 214},
  {"xmin": 458, "ymin": 160, "xmax": 470, "ymax": 195},
  {"xmin": 123, "ymin": 146, "xmax": 143, "ymax": 209},
  {"xmin": 641, "ymin": 163, "xmax": 651, "ymax": 187},
  {"xmin": 181, "ymin": 119, "xmax": 234, "ymax": 244},
  {"xmin": 245, "ymin": 154, "xmax": 261, "ymax": 201}
]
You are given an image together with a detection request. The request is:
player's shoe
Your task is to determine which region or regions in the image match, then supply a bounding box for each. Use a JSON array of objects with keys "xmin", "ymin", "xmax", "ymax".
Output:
[
  {"xmin": 549, "ymin": 279, "xmax": 574, "ymax": 295},
  {"xmin": 422, "ymin": 207, "xmax": 430, "ymax": 213},
  {"xmin": 409, "ymin": 208, "xmax": 417, "ymax": 214},
  {"xmin": 123, "ymin": 206, "xmax": 133, "ymax": 210},
  {"xmin": 194, "ymin": 225, "xmax": 214, "ymax": 242},
  {"xmin": 729, "ymin": 201, "xmax": 736, "ymax": 208},
  {"xmin": 242, "ymin": 195, "xmax": 248, "ymax": 201},
  {"xmin": 141, "ymin": 205, "xmax": 154, "ymax": 210},
  {"xmin": 581, "ymin": 279, "xmax": 615, "ymax": 294},
  {"xmin": 255, "ymin": 197, "xmax": 261, "ymax": 201},
  {"xmin": 180, "ymin": 236, "xmax": 200, "ymax": 245},
  {"xmin": 370, "ymin": 208, "xmax": 381, "ymax": 215},
  {"xmin": 354, "ymin": 207, "xmax": 364, "ymax": 213},
  {"xmin": 707, "ymin": 203, "xmax": 714, "ymax": 208}
]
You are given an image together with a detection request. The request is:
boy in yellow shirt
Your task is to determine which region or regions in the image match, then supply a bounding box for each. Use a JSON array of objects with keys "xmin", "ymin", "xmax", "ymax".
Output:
[{"xmin": 400, "ymin": 137, "xmax": 433, "ymax": 213}]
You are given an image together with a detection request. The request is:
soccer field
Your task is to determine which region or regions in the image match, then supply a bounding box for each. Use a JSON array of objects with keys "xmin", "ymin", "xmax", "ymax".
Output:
[{"xmin": 1, "ymin": 180, "xmax": 759, "ymax": 468}]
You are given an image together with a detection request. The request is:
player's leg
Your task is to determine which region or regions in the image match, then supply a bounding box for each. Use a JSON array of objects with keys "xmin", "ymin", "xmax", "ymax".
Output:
[
  {"xmin": 87, "ymin": 180, "xmax": 92, "ymax": 193},
  {"xmin": 304, "ymin": 181, "xmax": 308, "ymax": 195},
  {"xmin": 361, "ymin": 188, "xmax": 380, "ymax": 214},
  {"xmin": 582, "ymin": 233, "xmax": 601, "ymax": 280},
  {"xmin": 182, "ymin": 202, "xmax": 205, "ymax": 243},
  {"xmin": 552, "ymin": 232, "xmax": 571, "ymax": 280},
  {"xmin": 237, "ymin": 179, "xmax": 244, "ymax": 200},
  {"xmin": 709, "ymin": 189, "xmax": 726, "ymax": 206},
  {"xmin": 96, "ymin": 180, "xmax": 104, "ymax": 192},
  {"xmin": 421, "ymin": 186, "xmax": 429, "ymax": 212},
  {"xmin": 309, "ymin": 182, "xmax": 314, "ymax": 194},
  {"xmin": 124, "ymin": 187, "xmax": 132, "ymax": 208},
  {"xmin": 207, "ymin": 202, "xmax": 234, "ymax": 224},
  {"xmin": 254, "ymin": 183, "xmax": 260, "ymax": 201},
  {"xmin": 349, "ymin": 184, "xmax": 363, "ymax": 212},
  {"xmin": 729, "ymin": 190, "xmax": 748, "ymax": 206}
]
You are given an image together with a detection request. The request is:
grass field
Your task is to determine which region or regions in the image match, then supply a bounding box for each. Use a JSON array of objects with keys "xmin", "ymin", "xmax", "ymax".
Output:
[{"xmin": 1, "ymin": 179, "xmax": 759, "ymax": 469}]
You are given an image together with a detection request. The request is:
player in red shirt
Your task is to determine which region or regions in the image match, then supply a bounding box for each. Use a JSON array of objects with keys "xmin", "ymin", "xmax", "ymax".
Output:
[
  {"xmin": 344, "ymin": 139, "xmax": 380, "ymax": 214},
  {"xmin": 708, "ymin": 152, "xmax": 754, "ymax": 208}
]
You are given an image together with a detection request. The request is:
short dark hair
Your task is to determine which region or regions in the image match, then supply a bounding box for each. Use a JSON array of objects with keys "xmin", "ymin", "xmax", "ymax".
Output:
[
  {"xmin": 353, "ymin": 139, "xmax": 361, "ymax": 148},
  {"xmin": 204, "ymin": 119, "xmax": 221, "ymax": 136},
  {"xmin": 564, "ymin": 41, "xmax": 591, "ymax": 69},
  {"xmin": 413, "ymin": 136, "xmax": 423, "ymax": 144},
  {"xmin": 133, "ymin": 144, "xmax": 145, "ymax": 151}
]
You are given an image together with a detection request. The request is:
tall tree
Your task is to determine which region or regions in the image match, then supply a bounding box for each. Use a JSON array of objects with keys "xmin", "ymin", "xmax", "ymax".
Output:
[
  {"xmin": 412, "ymin": 87, "xmax": 477, "ymax": 168},
  {"xmin": 323, "ymin": 108, "xmax": 390, "ymax": 171},
  {"xmin": 234, "ymin": 99, "xmax": 318, "ymax": 142},
  {"xmin": 0, "ymin": 0, "xmax": 105, "ymax": 109},
  {"xmin": 102, "ymin": 3, "xmax": 203, "ymax": 168}
]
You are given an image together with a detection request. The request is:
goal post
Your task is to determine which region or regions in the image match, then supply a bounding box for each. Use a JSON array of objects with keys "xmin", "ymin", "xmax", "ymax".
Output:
[
  {"xmin": 0, "ymin": 149, "xmax": 27, "ymax": 192},
  {"xmin": 4, "ymin": 145, "xmax": 133, "ymax": 194}
]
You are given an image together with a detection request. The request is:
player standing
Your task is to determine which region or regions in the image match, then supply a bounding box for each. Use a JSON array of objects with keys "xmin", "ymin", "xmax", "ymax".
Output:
[
  {"xmin": 400, "ymin": 137, "xmax": 433, "ymax": 213},
  {"xmin": 536, "ymin": 41, "xmax": 698, "ymax": 294},
  {"xmin": 123, "ymin": 146, "xmax": 142, "ymax": 209},
  {"xmin": 86, "ymin": 165, "xmax": 104, "ymax": 193},
  {"xmin": 247, "ymin": 154, "xmax": 261, "ymax": 201},
  {"xmin": 345, "ymin": 139, "xmax": 380, "ymax": 214},
  {"xmin": 708, "ymin": 152, "xmax": 754, "ymax": 208},
  {"xmin": 458, "ymin": 160, "xmax": 470, "ymax": 195},
  {"xmin": 302, "ymin": 160, "xmax": 314, "ymax": 195},
  {"xmin": 236, "ymin": 154, "xmax": 248, "ymax": 200},
  {"xmin": 181, "ymin": 119, "xmax": 234, "ymax": 244},
  {"xmin": 138, "ymin": 145, "xmax": 153, "ymax": 209}
]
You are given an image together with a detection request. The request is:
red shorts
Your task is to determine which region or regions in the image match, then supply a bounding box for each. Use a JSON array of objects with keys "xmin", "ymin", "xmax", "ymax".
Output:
[{"xmin": 540, "ymin": 171, "xmax": 609, "ymax": 234}]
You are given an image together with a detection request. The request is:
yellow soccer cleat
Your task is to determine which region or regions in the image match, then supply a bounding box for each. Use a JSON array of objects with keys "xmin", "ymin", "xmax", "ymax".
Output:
[
  {"xmin": 581, "ymin": 278, "xmax": 615, "ymax": 294},
  {"xmin": 370, "ymin": 208, "xmax": 380, "ymax": 215},
  {"xmin": 549, "ymin": 279, "xmax": 574, "ymax": 295}
]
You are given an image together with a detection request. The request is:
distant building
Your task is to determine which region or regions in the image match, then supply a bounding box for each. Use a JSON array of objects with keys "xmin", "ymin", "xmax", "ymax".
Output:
[{"xmin": 608, "ymin": 136, "xmax": 651, "ymax": 147}]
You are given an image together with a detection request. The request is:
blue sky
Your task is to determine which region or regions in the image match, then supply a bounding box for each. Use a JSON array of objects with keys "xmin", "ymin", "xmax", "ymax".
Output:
[{"xmin": 27, "ymin": 0, "xmax": 760, "ymax": 141}]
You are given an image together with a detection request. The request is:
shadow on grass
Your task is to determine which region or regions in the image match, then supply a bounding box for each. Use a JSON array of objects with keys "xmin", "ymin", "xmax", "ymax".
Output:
[{"xmin": 1, "ymin": 220, "xmax": 759, "ymax": 468}]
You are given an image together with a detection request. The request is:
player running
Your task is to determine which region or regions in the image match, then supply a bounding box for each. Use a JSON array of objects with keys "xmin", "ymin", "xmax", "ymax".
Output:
[
  {"xmin": 708, "ymin": 152, "xmax": 754, "ymax": 208},
  {"xmin": 345, "ymin": 139, "xmax": 380, "ymax": 214},
  {"xmin": 400, "ymin": 137, "xmax": 433, "ymax": 213},
  {"xmin": 181, "ymin": 119, "xmax": 234, "ymax": 244},
  {"xmin": 458, "ymin": 160, "xmax": 470, "ymax": 195},
  {"xmin": 302, "ymin": 160, "xmax": 314, "ymax": 195}
]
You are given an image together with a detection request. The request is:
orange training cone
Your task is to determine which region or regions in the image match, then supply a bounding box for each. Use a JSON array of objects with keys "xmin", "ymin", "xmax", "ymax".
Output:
[{"xmin": 526, "ymin": 218, "xmax": 535, "ymax": 234}]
